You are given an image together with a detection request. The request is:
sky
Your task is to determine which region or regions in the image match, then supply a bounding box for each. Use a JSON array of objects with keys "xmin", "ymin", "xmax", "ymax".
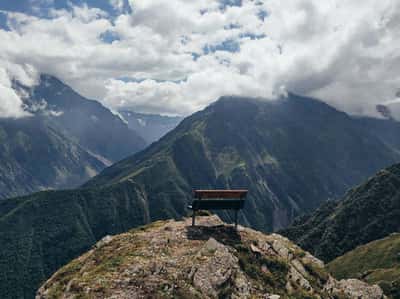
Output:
[{"xmin": 0, "ymin": 0, "xmax": 399, "ymax": 117}]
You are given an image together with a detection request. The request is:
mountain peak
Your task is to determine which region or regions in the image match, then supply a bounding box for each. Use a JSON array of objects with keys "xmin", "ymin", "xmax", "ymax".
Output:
[
  {"xmin": 36, "ymin": 216, "xmax": 385, "ymax": 299},
  {"xmin": 210, "ymin": 93, "xmax": 346, "ymax": 116}
]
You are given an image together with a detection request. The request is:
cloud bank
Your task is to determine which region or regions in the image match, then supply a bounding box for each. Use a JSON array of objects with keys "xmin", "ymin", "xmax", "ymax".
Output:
[{"xmin": 0, "ymin": 0, "xmax": 399, "ymax": 117}]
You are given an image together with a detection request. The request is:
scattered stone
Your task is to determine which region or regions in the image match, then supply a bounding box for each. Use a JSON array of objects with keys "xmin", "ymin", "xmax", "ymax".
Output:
[
  {"xmin": 93, "ymin": 235, "xmax": 113, "ymax": 249},
  {"xmin": 250, "ymin": 243, "xmax": 262, "ymax": 254},
  {"xmin": 324, "ymin": 277, "xmax": 386, "ymax": 299},
  {"xmin": 192, "ymin": 238, "xmax": 243, "ymax": 297},
  {"xmin": 36, "ymin": 216, "xmax": 387, "ymax": 299}
]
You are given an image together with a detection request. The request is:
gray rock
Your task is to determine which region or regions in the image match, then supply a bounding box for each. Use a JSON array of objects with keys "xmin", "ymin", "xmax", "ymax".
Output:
[
  {"xmin": 192, "ymin": 238, "xmax": 250, "ymax": 298},
  {"xmin": 324, "ymin": 277, "xmax": 386, "ymax": 299}
]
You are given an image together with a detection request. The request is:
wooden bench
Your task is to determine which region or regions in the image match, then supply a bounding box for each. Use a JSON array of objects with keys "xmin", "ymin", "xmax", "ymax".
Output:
[{"xmin": 188, "ymin": 189, "xmax": 248, "ymax": 228}]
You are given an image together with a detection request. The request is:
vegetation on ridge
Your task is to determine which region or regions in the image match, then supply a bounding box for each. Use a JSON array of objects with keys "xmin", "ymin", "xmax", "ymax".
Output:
[{"xmin": 37, "ymin": 216, "xmax": 384, "ymax": 299}]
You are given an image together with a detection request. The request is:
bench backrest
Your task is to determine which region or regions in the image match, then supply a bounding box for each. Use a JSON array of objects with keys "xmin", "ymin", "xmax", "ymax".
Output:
[{"xmin": 193, "ymin": 189, "xmax": 248, "ymax": 199}]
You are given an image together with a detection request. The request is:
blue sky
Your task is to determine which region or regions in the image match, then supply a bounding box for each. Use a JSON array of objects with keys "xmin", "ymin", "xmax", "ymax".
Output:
[
  {"xmin": 0, "ymin": 0, "xmax": 399, "ymax": 118},
  {"xmin": 0, "ymin": 0, "xmax": 128, "ymax": 16}
]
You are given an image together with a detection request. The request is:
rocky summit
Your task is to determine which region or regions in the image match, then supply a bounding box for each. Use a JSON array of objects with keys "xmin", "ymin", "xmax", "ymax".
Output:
[{"xmin": 36, "ymin": 216, "xmax": 385, "ymax": 299}]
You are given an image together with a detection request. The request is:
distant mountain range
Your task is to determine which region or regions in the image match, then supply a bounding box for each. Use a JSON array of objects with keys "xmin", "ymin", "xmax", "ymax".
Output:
[
  {"xmin": 0, "ymin": 75, "xmax": 147, "ymax": 199},
  {"xmin": 119, "ymin": 110, "xmax": 182, "ymax": 144},
  {"xmin": 2, "ymin": 93, "xmax": 400, "ymax": 298}
]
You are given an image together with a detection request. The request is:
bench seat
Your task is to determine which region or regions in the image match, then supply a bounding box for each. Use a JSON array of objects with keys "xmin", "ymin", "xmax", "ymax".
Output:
[{"xmin": 188, "ymin": 199, "xmax": 245, "ymax": 210}]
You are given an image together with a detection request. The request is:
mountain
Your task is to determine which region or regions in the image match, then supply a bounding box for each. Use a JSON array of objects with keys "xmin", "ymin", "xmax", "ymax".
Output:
[
  {"xmin": 0, "ymin": 117, "xmax": 106, "ymax": 199},
  {"xmin": 355, "ymin": 116, "xmax": 400, "ymax": 153},
  {"xmin": 119, "ymin": 110, "xmax": 182, "ymax": 143},
  {"xmin": 36, "ymin": 215, "xmax": 385, "ymax": 299},
  {"xmin": 376, "ymin": 99, "xmax": 400, "ymax": 121},
  {"xmin": 86, "ymin": 94, "xmax": 400, "ymax": 231},
  {"xmin": 21, "ymin": 75, "xmax": 147, "ymax": 162},
  {"xmin": 2, "ymin": 94, "xmax": 400, "ymax": 298},
  {"xmin": 327, "ymin": 233, "xmax": 400, "ymax": 299},
  {"xmin": 0, "ymin": 75, "xmax": 147, "ymax": 199},
  {"xmin": 280, "ymin": 163, "xmax": 400, "ymax": 263}
]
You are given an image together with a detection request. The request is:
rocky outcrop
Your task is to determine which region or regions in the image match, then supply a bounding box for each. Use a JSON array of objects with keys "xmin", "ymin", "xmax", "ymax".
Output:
[
  {"xmin": 36, "ymin": 216, "xmax": 386, "ymax": 299},
  {"xmin": 324, "ymin": 278, "xmax": 386, "ymax": 298}
]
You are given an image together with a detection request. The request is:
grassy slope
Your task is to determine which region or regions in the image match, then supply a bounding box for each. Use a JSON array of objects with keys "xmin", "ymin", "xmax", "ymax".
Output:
[
  {"xmin": 327, "ymin": 233, "xmax": 400, "ymax": 298},
  {"xmin": 37, "ymin": 216, "xmax": 332, "ymax": 299}
]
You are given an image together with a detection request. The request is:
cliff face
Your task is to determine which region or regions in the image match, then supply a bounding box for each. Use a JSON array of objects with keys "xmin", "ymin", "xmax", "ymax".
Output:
[{"xmin": 37, "ymin": 216, "xmax": 385, "ymax": 299}]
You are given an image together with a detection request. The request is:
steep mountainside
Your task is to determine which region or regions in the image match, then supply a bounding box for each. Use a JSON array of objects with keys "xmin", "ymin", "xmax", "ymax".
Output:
[
  {"xmin": 86, "ymin": 94, "xmax": 400, "ymax": 231},
  {"xmin": 0, "ymin": 75, "xmax": 146, "ymax": 199},
  {"xmin": 0, "ymin": 117, "xmax": 105, "ymax": 199},
  {"xmin": 327, "ymin": 233, "xmax": 400, "ymax": 299},
  {"xmin": 119, "ymin": 110, "xmax": 182, "ymax": 143},
  {"xmin": 355, "ymin": 116, "xmax": 400, "ymax": 154},
  {"xmin": 2, "ymin": 94, "xmax": 400, "ymax": 298},
  {"xmin": 281, "ymin": 163, "xmax": 400, "ymax": 263},
  {"xmin": 37, "ymin": 216, "xmax": 385, "ymax": 299}
]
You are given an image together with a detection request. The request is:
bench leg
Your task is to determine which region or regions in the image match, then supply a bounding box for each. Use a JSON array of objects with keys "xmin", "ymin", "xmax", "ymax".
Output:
[
  {"xmin": 192, "ymin": 209, "xmax": 196, "ymax": 226},
  {"xmin": 234, "ymin": 209, "xmax": 238, "ymax": 230}
]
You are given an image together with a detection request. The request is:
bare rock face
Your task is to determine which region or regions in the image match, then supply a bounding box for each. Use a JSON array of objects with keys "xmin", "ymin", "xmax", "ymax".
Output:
[
  {"xmin": 324, "ymin": 277, "xmax": 386, "ymax": 299},
  {"xmin": 190, "ymin": 238, "xmax": 250, "ymax": 298},
  {"xmin": 36, "ymin": 216, "xmax": 386, "ymax": 299}
]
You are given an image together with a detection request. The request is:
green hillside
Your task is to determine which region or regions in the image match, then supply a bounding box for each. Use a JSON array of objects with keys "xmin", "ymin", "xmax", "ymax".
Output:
[
  {"xmin": 327, "ymin": 233, "xmax": 400, "ymax": 298},
  {"xmin": 281, "ymin": 163, "xmax": 400, "ymax": 263},
  {"xmin": 0, "ymin": 182, "xmax": 150, "ymax": 299}
]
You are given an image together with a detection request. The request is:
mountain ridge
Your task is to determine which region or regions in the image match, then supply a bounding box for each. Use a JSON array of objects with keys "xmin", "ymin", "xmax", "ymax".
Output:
[
  {"xmin": 36, "ymin": 215, "xmax": 386, "ymax": 299},
  {"xmin": 23, "ymin": 74, "xmax": 147, "ymax": 162},
  {"xmin": 280, "ymin": 163, "xmax": 400, "ymax": 262},
  {"xmin": 0, "ymin": 75, "xmax": 147, "ymax": 199},
  {"xmin": 2, "ymin": 93, "xmax": 400, "ymax": 298}
]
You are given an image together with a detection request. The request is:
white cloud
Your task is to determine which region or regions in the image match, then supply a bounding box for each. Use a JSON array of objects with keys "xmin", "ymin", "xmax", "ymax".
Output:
[
  {"xmin": 0, "ymin": 76, "xmax": 29, "ymax": 118},
  {"xmin": 0, "ymin": 0, "xmax": 399, "ymax": 117},
  {"xmin": 0, "ymin": 61, "xmax": 38, "ymax": 118},
  {"xmin": 110, "ymin": 0, "xmax": 125, "ymax": 13}
]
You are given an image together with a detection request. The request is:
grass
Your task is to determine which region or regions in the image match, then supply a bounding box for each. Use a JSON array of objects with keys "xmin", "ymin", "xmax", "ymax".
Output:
[
  {"xmin": 45, "ymin": 259, "xmax": 84, "ymax": 299},
  {"xmin": 234, "ymin": 243, "xmax": 289, "ymax": 293},
  {"xmin": 303, "ymin": 260, "xmax": 329, "ymax": 286},
  {"xmin": 327, "ymin": 233, "xmax": 400, "ymax": 298}
]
